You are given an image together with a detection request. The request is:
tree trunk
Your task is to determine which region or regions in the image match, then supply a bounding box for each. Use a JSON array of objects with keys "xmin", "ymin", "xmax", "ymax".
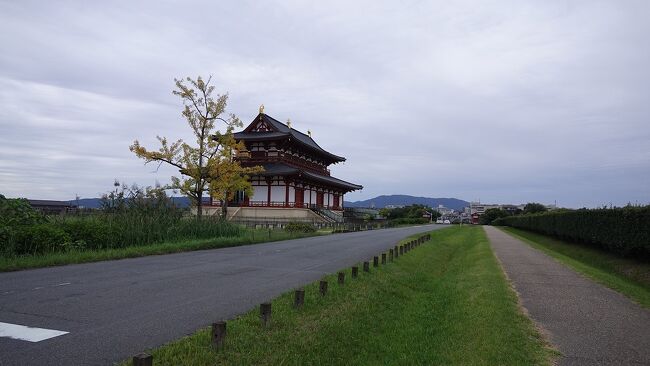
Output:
[
  {"xmin": 220, "ymin": 190, "xmax": 229, "ymax": 220},
  {"xmin": 197, "ymin": 190, "xmax": 203, "ymax": 218}
]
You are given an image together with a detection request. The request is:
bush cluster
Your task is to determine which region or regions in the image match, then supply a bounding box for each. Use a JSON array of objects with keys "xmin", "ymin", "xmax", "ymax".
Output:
[
  {"xmin": 284, "ymin": 222, "xmax": 316, "ymax": 233},
  {"xmin": 0, "ymin": 192, "xmax": 243, "ymax": 257},
  {"xmin": 493, "ymin": 206, "xmax": 650, "ymax": 259},
  {"xmin": 386, "ymin": 218, "xmax": 429, "ymax": 227}
]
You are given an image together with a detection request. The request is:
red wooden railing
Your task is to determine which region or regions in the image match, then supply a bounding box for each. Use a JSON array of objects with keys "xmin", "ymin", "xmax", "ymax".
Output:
[{"xmin": 205, "ymin": 200, "xmax": 342, "ymax": 211}]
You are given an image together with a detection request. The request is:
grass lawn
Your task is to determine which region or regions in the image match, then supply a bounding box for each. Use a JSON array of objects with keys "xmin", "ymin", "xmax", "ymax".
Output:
[
  {"xmin": 129, "ymin": 226, "xmax": 556, "ymax": 366},
  {"xmin": 499, "ymin": 227, "xmax": 650, "ymax": 308},
  {"xmin": 0, "ymin": 228, "xmax": 328, "ymax": 272}
]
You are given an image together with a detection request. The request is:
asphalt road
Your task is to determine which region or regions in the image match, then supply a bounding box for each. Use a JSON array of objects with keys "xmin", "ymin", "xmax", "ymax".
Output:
[
  {"xmin": 0, "ymin": 224, "xmax": 441, "ymax": 366},
  {"xmin": 484, "ymin": 226, "xmax": 650, "ymax": 366}
]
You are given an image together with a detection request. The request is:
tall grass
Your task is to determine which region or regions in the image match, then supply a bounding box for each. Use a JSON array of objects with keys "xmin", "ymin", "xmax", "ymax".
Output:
[
  {"xmin": 52, "ymin": 213, "xmax": 243, "ymax": 250},
  {"xmin": 1, "ymin": 191, "xmax": 243, "ymax": 256}
]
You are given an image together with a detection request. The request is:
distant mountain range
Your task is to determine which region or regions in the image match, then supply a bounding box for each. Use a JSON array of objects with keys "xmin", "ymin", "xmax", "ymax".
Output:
[
  {"xmin": 344, "ymin": 195, "xmax": 469, "ymax": 211},
  {"xmin": 68, "ymin": 194, "xmax": 469, "ymax": 211}
]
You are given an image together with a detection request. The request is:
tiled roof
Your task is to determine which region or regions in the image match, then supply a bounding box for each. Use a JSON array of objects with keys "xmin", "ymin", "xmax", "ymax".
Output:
[
  {"xmin": 255, "ymin": 163, "xmax": 362, "ymax": 191},
  {"xmin": 234, "ymin": 113, "xmax": 345, "ymax": 163}
]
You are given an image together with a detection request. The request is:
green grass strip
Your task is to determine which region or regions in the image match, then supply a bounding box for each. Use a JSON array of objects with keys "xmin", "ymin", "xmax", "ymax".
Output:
[
  {"xmin": 129, "ymin": 226, "xmax": 555, "ymax": 366},
  {"xmin": 499, "ymin": 227, "xmax": 650, "ymax": 308},
  {"xmin": 0, "ymin": 229, "xmax": 327, "ymax": 272}
]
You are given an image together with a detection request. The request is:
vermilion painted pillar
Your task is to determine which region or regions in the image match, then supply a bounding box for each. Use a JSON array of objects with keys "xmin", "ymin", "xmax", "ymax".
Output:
[{"xmin": 285, "ymin": 181, "xmax": 289, "ymax": 207}]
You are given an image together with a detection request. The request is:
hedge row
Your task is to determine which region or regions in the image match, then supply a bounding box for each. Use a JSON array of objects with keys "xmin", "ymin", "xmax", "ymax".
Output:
[
  {"xmin": 386, "ymin": 218, "xmax": 429, "ymax": 227},
  {"xmin": 492, "ymin": 207, "xmax": 650, "ymax": 259}
]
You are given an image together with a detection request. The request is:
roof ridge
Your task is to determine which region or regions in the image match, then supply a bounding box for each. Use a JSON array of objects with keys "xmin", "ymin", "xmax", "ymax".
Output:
[{"xmin": 262, "ymin": 114, "xmax": 328, "ymax": 150}]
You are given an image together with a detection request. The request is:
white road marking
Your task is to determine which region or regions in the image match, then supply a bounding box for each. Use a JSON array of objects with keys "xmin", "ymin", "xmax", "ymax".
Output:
[
  {"xmin": 0, "ymin": 322, "xmax": 69, "ymax": 342},
  {"xmin": 53, "ymin": 282, "xmax": 71, "ymax": 287}
]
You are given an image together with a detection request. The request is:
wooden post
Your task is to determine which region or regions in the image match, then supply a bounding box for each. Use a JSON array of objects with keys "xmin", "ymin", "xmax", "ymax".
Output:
[
  {"xmin": 352, "ymin": 266, "xmax": 358, "ymax": 278},
  {"xmin": 363, "ymin": 261, "xmax": 370, "ymax": 272},
  {"xmin": 294, "ymin": 289, "xmax": 305, "ymax": 308},
  {"xmin": 132, "ymin": 353, "xmax": 152, "ymax": 366},
  {"xmin": 381, "ymin": 253, "xmax": 386, "ymax": 264},
  {"xmin": 260, "ymin": 303, "xmax": 272, "ymax": 327},
  {"xmin": 373, "ymin": 256, "xmax": 379, "ymax": 267},
  {"xmin": 319, "ymin": 280, "xmax": 328, "ymax": 296},
  {"xmin": 338, "ymin": 271, "xmax": 345, "ymax": 285},
  {"xmin": 394, "ymin": 245, "xmax": 399, "ymax": 258},
  {"xmin": 211, "ymin": 321, "xmax": 226, "ymax": 350},
  {"xmin": 389, "ymin": 248, "xmax": 394, "ymax": 261},
  {"xmin": 399, "ymin": 246, "xmax": 403, "ymax": 255}
]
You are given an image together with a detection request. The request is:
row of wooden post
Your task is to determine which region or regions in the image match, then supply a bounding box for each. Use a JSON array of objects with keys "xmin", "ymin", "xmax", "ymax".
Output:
[{"xmin": 133, "ymin": 233, "xmax": 432, "ymax": 365}]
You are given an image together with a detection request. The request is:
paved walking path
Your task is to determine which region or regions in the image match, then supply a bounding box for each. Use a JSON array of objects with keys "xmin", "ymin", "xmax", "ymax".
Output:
[{"xmin": 484, "ymin": 226, "xmax": 650, "ymax": 366}]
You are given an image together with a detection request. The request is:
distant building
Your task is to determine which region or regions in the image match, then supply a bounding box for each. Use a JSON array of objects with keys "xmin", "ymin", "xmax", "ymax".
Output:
[
  {"xmin": 385, "ymin": 204, "xmax": 405, "ymax": 209},
  {"xmin": 433, "ymin": 204, "xmax": 455, "ymax": 215},
  {"xmin": 469, "ymin": 201, "xmax": 559, "ymax": 224},
  {"xmin": 469, "ymin": 202, "xmax": 501, "ymax": 215},
  {"xmin": 28, "ymin": 200, "xmax": 77, "ymax": 215},
  {"xmin": 203, "ymin": 107, "xmax": 363, "ymax": 225}
]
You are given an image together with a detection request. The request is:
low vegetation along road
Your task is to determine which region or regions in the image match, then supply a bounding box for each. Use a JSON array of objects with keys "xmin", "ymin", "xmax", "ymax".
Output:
[{"xmin": 0, "ymin": 225, "xmax": 442, "ymax": 365}]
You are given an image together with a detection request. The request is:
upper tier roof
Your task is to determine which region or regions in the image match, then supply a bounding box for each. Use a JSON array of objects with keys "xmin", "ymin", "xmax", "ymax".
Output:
[{"xmin": 234, "ymin": 113, "xmax": 346, "ymax": 164}]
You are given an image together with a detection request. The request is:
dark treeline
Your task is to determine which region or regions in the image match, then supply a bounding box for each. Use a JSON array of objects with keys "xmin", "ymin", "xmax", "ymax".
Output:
[
  {"xmin": 493, "ymin": 206, "xmax": 650, "ymax": 259},
  {"xmin": 380, "ymin": 204, "xmax": 441, "ymax": 226}
]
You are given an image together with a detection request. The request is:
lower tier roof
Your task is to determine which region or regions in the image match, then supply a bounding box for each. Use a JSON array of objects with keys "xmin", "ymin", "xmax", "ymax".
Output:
[{"xmin": 252, "ymin": 163, "xmax": 363, "ymax": 192}]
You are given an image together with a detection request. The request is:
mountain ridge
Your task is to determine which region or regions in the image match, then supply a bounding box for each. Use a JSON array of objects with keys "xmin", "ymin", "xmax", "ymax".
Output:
[{"xmin": 344, "ymin": 195, "xmax": 469, "ymax": 211}]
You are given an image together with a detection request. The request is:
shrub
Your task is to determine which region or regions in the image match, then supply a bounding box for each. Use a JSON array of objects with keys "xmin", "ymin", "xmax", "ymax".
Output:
[
  {"xmin": 493, "ymin": 207, "xmax": 650, "ymax": 259},
  {"xmin": 0, "ymin": 194, "xmax": 45, "ymax": 227},
  {"xmin": 386, "ymin": 218, "xmax": 429, "ymax": 227},
  {"xmin": 57, "ymin": 218, "xmax": 117, "ymax": 250},
  {"xmin": 480, "ymin": 208, "xmax": 510, "ymax": 225},
  {"xmin": 7, "ymin": 224, "xmax": 71, "ymax": 255},
  {"xmin": 285, "ymin": 222, "xmax": 316, "ymax": 233}
]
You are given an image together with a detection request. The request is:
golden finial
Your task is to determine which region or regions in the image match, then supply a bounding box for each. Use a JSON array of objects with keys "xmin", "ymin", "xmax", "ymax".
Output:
[
  {"xmin": 287, "ymin": 118, "xmax": 292, "ymax": 129},
  {"xmin": 307, "ymin": 129, "xmax": 312, "ymax": 137},
  {"xmin": 259, "ymin": 104, "xmax": 265, "ymax": 114}
]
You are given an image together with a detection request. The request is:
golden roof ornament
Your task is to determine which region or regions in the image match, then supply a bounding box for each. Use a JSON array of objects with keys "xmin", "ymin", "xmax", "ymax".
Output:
[
  {"xmin": 259, "ymin": 104, "xmax": 265, "ymax": 114},
  {"xmin": 287, "ymin": 118, "xmax": 292, "ymax": 129}
]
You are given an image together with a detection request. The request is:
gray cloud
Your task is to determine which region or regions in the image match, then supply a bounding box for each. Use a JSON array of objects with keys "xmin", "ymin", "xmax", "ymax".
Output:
[{"xmin": 1, "ymin": 0, "xmax": 648, "ymax": 208}]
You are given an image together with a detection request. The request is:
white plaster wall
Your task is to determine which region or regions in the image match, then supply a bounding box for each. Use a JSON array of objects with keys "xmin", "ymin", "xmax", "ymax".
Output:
[
  {"xmin": 271, "ymin": 186, "xmax": 285, "ymax": 203},
  {"xmin": 311, "ymin": 190, "xmax": 317, "ymax": 204},
  {"xmin": 288, "ymin": 186, "xmax": 295, "ymax": 203}
]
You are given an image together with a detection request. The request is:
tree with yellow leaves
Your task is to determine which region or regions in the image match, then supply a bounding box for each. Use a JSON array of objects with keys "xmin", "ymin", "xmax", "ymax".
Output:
[{"xmin": 129, "ymin": 76, "xmax": 262, "ymax": 218}]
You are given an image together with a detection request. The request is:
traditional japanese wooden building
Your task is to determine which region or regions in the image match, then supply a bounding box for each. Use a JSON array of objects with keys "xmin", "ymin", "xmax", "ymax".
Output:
[{"xmin": 207, "ymin": 107, "xmax": 362, "ymax": 224}]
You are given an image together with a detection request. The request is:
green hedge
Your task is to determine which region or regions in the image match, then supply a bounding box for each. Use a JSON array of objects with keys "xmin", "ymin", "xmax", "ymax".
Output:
[
  {"xmin": 386, "ymin": 218, "xmax": 429, "ymax": 227},
  {"xmin": 493, "ymin": 207, "xmax": 650, "ymax": 259},
  {"xmin": 284, "ymin": 222, "xmax": 316, "ymax": 233}
]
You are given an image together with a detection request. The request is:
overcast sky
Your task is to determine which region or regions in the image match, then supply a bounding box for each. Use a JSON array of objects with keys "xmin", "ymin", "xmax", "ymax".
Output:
[{"xmin": 1, "ymin": 1, "xmax": 648, "ymax": 208}]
